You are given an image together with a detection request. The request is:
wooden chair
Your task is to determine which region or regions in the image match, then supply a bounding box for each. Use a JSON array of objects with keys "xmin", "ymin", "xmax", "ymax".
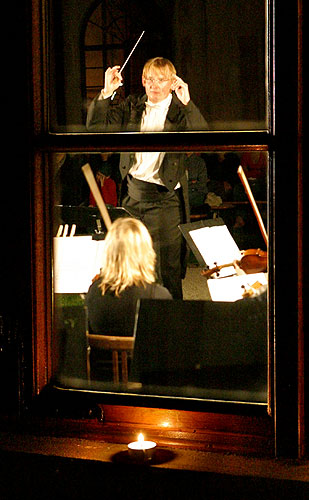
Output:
[{"xmin": 86, "ymin": 333, "xmax": 135, "ymax": 384}]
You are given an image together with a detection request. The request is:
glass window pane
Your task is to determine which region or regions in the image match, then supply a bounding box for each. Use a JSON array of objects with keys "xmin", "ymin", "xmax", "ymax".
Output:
[
  {"xmin": 48, "ymin": 0, "xmax": 268, "ymax": 132},
  {"xmin": 52, "ymin": 150, "xmax": 268, "ymax": 404}
]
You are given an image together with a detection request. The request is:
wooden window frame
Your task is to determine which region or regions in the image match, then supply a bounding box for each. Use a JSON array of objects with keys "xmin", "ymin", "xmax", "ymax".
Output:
[{"xmin": 29, "ymin": 0, "xmax": 305, "ymax": 459}]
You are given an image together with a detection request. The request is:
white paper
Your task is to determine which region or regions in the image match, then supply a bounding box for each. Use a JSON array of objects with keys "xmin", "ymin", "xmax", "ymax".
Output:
[
  {"xmin": 189, "ymin": 225, "xmax": 241, "ymax": 278},
  {"xmin": 207, "ymin": 273, "xmax": 268, "ymax": 302},
  {"xmin": 53, "ymin": 236, "xmax": 105, "ymax": 293}
]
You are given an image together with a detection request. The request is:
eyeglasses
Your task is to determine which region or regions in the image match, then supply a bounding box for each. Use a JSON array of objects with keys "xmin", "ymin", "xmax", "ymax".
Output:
[{"xmin": 144, "ymin": 77, "xmax": 171, "ymax": 85}]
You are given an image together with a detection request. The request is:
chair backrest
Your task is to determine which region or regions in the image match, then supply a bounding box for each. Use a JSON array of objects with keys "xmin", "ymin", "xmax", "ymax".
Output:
[{"xmin": 86, "ymin": 333, "xmax": 135, "ymax": 384}]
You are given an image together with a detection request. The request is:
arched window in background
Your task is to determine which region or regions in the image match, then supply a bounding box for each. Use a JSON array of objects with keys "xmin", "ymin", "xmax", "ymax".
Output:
[{"xmin": 82, "ymin": 0, "xmax": 170, "ymax": 106}]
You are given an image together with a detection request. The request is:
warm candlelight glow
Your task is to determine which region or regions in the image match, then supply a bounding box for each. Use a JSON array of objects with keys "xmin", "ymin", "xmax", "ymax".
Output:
[{"xmin": 128, "ymin": 433, "xmax": 157, "ymax": 461}]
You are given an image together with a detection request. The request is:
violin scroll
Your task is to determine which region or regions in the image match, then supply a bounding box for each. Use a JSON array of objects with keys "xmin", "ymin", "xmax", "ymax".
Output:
[{"xmin": 201, "ymin": 262, "xmax": 235, "ymax": 279}]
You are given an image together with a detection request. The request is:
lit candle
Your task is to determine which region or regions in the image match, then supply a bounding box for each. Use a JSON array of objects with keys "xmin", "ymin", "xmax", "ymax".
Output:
[{"xmin": 127, "ymin": 433, "xmax": 157, "ymax": 461}]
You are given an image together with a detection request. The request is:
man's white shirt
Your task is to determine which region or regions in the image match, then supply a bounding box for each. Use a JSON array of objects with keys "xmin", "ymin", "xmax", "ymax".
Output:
[
  {"xmin": 129, "ymin": 94, "xmax": 172, "ymax": 186},
  {"xmin": 101, "ymin": 91, "xmax": 180, "ymax": 187}
]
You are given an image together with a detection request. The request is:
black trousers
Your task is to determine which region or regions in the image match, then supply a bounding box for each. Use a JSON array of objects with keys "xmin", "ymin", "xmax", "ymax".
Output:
[{"xmin": 122, "ymin": 176, "xmax": 184, "ymax": 299}]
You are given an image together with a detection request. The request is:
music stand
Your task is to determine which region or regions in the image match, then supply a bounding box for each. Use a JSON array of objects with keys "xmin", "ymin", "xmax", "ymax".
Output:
[
  {"xmin": 179, "ymin": 218, "xmax": 267, "ymax": 301},
  {"xmin": 179, "ymin": 217, "xmax": 240, "ymax": 270},
  {"xmin": 54, "ymin": 205, "xmax": 132, "ymax": 236}
]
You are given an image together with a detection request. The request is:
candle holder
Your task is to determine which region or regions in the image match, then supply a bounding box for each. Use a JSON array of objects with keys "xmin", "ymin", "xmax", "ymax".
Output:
[{"xmin": 127, "ymin": 433, "xmax": 157, "ymax": 462}]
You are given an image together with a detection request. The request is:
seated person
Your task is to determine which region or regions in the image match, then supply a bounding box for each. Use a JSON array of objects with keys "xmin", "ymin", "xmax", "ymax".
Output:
[
  {"xmin": 206, "ymin": 152, "xmax": 240, "ymax": 203},
  {"xmin": 88, "ymin": 153, "xmax": 118, "ymax": 207},
  {"xmin": 86, "ymin": 217, "xmax": 172, "ymax": 336},
  {"xmin": 55, "ymin": 153, "xmax": 90, "ymax": 206}
]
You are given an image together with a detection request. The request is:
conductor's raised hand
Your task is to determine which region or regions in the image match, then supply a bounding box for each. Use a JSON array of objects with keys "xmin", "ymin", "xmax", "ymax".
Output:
[
  {"xmin": 103, "ymin": 66, "xmax": 123, "ymax": 96},
  {"xmin": 171, "ymin": 75, "xmax": 190, "ymax": 105}
]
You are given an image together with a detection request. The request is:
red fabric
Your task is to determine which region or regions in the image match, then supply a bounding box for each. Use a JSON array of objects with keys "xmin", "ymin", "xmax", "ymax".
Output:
[
  {"xmin": 89, "ymin": 177, "xmax": 118, "ymax": 207},
  {"xmin": 240, "ymin": 152, "xmax": 267, "ymax": 179}
]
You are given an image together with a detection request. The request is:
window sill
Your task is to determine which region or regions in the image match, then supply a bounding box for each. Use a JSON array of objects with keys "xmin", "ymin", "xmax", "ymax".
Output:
[{"xmin": 0, "ymin": 430, "xmax": 307, "ymax": 482}]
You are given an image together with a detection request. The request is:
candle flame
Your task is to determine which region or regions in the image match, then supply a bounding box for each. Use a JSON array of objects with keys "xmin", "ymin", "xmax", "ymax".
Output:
[{"xmin": 138, "ymin": 433, "xmax": 144, "ymax": 443}]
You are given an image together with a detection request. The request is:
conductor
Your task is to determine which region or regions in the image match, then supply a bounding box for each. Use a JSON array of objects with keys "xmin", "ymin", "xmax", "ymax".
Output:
[{"xmin": 87, "ymin": 57, "xmax": 208, "ymax": 298}]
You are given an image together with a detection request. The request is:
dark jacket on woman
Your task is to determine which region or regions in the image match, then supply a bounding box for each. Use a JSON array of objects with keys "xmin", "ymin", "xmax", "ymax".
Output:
[{"xmin": 86, "ymin": 280, "xmax": 172, "ymax": 336}]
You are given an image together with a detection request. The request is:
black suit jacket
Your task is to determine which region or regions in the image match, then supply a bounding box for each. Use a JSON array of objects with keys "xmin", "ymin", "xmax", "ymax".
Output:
[{"xmin": 86, "ymin": 92, "xmax": 208, "ymax": 218}]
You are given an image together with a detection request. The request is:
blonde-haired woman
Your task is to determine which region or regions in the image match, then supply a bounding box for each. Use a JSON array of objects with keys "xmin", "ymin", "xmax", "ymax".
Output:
[{"xmin": 86, "ymin": 217, "xmax": 172, "ymax": 336}]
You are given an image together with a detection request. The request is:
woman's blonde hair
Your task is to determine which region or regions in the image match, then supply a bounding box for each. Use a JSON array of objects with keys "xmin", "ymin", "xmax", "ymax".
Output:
[
  {"xmin": 99, "ymin": 217, "xmax": 156, "ymax": 296},
  {"xmin": 142, "ymin": 57, "xmax": 176, "ymax": 80}
]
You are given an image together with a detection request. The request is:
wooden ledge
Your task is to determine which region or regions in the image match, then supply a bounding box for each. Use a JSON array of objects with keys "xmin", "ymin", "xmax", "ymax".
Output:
[{"xmin": 0, "ymin": 431, "xmax": 308, "ymax": 483}]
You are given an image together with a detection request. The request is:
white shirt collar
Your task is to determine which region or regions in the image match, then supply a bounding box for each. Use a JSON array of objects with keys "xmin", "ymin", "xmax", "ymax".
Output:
[{"xmin": 146, "ymin": 93, "xmax": 172, "ymax": 110}]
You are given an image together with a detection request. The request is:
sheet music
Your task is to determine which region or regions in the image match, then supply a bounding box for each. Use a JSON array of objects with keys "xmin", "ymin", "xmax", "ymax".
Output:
[
  {"xmin": 189, "ymin": 225, "xmax": 241, "ymax": 278},
  {"xmin": 53, "ymin": 236, "xmax": 105, "ymax": 293},
  {"xmin": 207, "ymin": 273, "xmax": 267, "ymax": 302}
]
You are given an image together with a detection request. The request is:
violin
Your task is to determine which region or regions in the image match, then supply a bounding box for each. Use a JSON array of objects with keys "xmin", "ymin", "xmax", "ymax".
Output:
[
  {"xmin": 201, "ymin": 248, "xmax": 267, "ymax": 279},
  {"xmin": 201, "ymin": 165, "xmax": 268, "ymax": 280}
]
